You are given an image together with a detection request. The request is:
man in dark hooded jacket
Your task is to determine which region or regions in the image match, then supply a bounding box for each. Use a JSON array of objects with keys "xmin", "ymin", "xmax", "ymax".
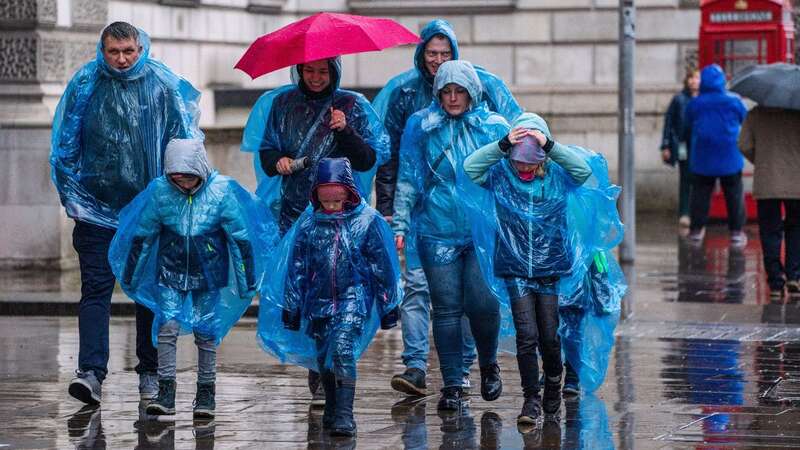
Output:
[{"xmin": 371, "ymin": 19, "xmax": 522, "ymax": 396}]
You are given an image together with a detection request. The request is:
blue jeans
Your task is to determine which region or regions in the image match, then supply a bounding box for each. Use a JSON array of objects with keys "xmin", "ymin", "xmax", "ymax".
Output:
[
  {"xmin": 419, "ymin": 242, "xmax": 499, "ymax": 388},
  {"xmin": 73, "ymin": 220, "xmax": 157, "ymax": 382},
  {"xmin": 157, "ymin": 319, "xmax": 217, "ymax": 383},
  {"xmin": 400, "ymin": 266, "xmax": 476, "ymax": 375},
  {"xmin": 757, "ymin": 199, "xmax": 800, "ymax": 290}
]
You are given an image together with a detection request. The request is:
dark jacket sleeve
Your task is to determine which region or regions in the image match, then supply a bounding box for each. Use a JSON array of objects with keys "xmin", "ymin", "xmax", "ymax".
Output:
[
  {"xmin": 334, "ymin": 124, "xmax": 376, "ymax": 172},
  {"xmin": 374, "ymin": 91, "xmax": 408, "ymax": 217}
]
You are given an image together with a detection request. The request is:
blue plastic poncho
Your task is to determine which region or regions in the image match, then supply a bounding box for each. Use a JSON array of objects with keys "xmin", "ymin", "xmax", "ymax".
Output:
[
  {"xmin": 257, "ymin": 159, "xmax": 401, "ymax": 376},
  {"xmin": 50, "ymin": 29, "xmax": 202, "ymax": 229},
  {"xmin": 391, "ymin": 60, "xmax": 511, "ymax": 269},
  {"xmin": 240, "ymin": 58, "xmax": 389, "ymax": 232},
  {"xmin": 109, "ymin": 139, "xmax": 278, "ymax": 345},
  {"xmin": 458, "ymin": 113, "xmax": 626, "ymax": 392}
]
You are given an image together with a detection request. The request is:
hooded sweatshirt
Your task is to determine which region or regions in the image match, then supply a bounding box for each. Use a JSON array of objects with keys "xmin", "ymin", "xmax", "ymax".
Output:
[
  {"xmin": 685, "ymin": 64, "xmax": 747, "ymax": 177},
  {"xmin": 50, "ymin": 28, "xmax": 202, "ymax": 229},
  {"xmin": 392, "ymin": 60, "xmax": 510, "ymax": 246},
  {"xmin": 372, "ymin": 19, "xmax": 522, "ymax": 217}
]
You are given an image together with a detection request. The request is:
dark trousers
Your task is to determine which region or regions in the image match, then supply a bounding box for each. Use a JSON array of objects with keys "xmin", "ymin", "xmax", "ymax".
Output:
[
  {"xmin": 73, "ymin": 220, "xmax": 157, "ymax": 382},
  {"xmin": 678, "ymin": 160, "xmax": 692, "ymax": 217},
  {"xmin": 757, "ymin": 199, "xmax": 800, "ymax": 290},
  {"xmin": 510, "ymin": 292, "xmax": 562, "ymax": 398},
  {"xmin": 689, "ymin": 172, "xmax": 745, "ymax": 233}
]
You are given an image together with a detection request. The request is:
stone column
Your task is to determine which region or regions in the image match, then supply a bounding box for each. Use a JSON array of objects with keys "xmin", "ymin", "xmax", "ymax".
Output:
[{"xmin": 0, "ymin": 0, "xmax": 107, "ymax": 269}]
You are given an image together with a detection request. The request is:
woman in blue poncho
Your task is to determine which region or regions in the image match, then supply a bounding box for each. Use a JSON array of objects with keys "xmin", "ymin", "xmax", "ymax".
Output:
[
  {"xmin": 392, "ymin": 60, "xmax": 510, "ymax": 411},
  {"xmin": 463, "ymin": 112, "xmax": 591, "ymax": 424}
]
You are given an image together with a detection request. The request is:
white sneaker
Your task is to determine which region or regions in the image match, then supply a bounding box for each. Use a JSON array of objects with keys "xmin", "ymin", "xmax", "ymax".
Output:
[{"xmin": 730, "ymin": 231, "xmax": 748, "ymax": 248}]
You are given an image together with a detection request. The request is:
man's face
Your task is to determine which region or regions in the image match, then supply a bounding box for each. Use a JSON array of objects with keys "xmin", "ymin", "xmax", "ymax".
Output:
[
  {"xmin": 688, "ymin": 71, "xmax": 700, "ymax": 92},
  {"xmin": 439, "ymin": 83, "xmax": 470, "ymax": 116},
  {"xmin": 302, "ymin": 59, "xmax": 331, "ymax": 93},
  {"xmin": 423, "ymin": 36, "xmax": 453, "ymax": 77},
  {"xmin": 102, "ymin": 37, "xmax": 141, "ymax": 70}
]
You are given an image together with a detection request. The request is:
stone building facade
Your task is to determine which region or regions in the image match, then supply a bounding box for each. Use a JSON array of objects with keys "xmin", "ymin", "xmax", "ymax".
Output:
[{"xmin": 0, "ymin": 0, "xmax": 796, "ymax": 268}]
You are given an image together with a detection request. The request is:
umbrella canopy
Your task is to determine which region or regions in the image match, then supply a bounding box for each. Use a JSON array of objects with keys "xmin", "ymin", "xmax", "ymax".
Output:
[
  {"xmin": 235, "ymin": 12, "xmax": 420, "ymax": 80},
  {"xmin": 729, "ymin": 63, "xmax": 800, "ymax": 111}
]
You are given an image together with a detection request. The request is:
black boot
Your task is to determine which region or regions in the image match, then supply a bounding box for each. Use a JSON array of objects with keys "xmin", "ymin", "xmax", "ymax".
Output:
[
  {"xmin": 390, "ymin": 368, "xmax": 427, "ymax": 397},
  {"xmin": 479, "ymin": 362, "xmax": 502, "ymax": 401},
  {"xmin": 542, "ymin": 375, "xmax": 562, "ymax": 418},
  {"xmin": 330, "ymin": 380, "xmax": 357, "ymax": 437},
  {"xmin": 193, "ymin": 382, "xmax": 216, "ymax": 419},
  {"xmin": 321, "ymin": 372, "xmax": 337, "ymax": 429},
  {"xmin": 146, "ymin": 379, "xmax": 176, "ymax": 415},
  {"xmin": 437, "ymin": 386, "xmax": 467, "ymax": 411}
]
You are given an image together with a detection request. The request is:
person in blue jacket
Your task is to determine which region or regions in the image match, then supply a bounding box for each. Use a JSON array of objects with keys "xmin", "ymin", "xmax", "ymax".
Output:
[
  {"xmin": 50, "ymin": 22, "xmax": 202, "ymax": 405},
  {"xmin": 372, "ymin": 19, "xmax": 522, "ymax": 396},
  {"xmin": 660, "ymin": 68, "xmax": 699, "ymax": 228},
  {"xmin": 111, "ymin": 138, "xmax": 275, "ymax": 420},
  {"xmin": 393, "ymin": 60, "xmax": 510, "ymax": 410},
  {"xmin": 684, "ymin": 64, "xmax": 748, "ymax": 246},
  {"xmin": 278, "ymin": 158, "xmax": 400, "ymax": 437},
  {"xmin": 463, "ymin": 112, "xmax": 591, "ymax": 423}
]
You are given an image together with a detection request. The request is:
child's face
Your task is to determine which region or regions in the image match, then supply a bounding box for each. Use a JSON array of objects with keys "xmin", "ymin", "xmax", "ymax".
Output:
[
  {"xmin": 170, "ymin": 173, "xmax": 200, "ymax": 191},
  {"xmin": 317, "ymin": 185, "xmax": 349, "ymax": 213}
]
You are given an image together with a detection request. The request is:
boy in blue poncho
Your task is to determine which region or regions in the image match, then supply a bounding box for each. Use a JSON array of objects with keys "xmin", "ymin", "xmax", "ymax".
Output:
[
  {"xmin": 279, "ymin": 158, "xmax": 400, "ymax": 437},
  {"xmin": 464, "ymin": 113, "xmax": 591, "ymax": 423},
  {"xmin": 112, "ymin": 139, "xmax": 273, "ymax": 419}
]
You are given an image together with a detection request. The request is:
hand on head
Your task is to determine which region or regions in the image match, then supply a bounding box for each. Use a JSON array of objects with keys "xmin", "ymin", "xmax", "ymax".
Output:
[{"xmin": 508, "ymin": 127, "xmax": 547, "ymax": 146}]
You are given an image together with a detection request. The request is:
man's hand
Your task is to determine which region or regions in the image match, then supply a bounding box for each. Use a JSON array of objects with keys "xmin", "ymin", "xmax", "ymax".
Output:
[
  {"xmin": 276, "ymin": 157, "xmax": 294, "ymax": 175},
  {"xmin": 661, "ymin": 148, "xmax": 672, "ymax": 164},
  {"xmin": 330, "ymin": 108, "xmax": 347, "ymax": 131}
]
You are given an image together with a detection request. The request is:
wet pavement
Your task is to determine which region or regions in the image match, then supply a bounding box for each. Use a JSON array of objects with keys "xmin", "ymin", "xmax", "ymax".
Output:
[{"xmin": 1, "ymin": 214, "xmax": 800, "ymax": 449}]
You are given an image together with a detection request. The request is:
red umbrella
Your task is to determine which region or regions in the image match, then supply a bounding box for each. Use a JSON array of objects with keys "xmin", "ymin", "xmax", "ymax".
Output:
[{"xmin": 235, "ymin": 12, "xmax": 421, "ymax": 80}]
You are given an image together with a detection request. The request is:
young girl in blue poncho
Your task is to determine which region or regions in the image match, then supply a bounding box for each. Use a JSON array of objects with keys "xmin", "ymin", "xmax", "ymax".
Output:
[{"xmin": 463, "ymin": 113, "xmax": 591, "ymax": 424}]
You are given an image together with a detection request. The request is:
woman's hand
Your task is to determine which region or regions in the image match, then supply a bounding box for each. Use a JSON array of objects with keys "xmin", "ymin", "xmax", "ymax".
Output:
[
  {"xmin": 276, "ymin": 157, "xmax": 294, "ymax": 175},
  {"xmin": 528, "ymin": 129, "xmax": 548, "ymax": 147},
  {"xmin": 507, "ymin": 127, "xmax": 529, "ymax": 145},
  {"xmin": 329, "ymin": 108, "xmax": 347, "ymax": 131}
]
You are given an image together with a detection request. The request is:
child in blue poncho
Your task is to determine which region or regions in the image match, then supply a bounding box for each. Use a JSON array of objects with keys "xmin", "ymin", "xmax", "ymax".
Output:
[
  {"xmin": 463, "ymin": 113, "xmax": 591, "ymax": 424},
  {"xmin": 264, "ymin": 158, "xmax": 400, "ymax": 437},
  {"xmin": 111, "ymin": 139, "xmax": 276, "ymax": 419}
]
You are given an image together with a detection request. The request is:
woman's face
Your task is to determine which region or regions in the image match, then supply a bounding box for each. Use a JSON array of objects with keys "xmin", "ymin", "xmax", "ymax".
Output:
[
  {"xmin": 687, "ymin": 71, "xmax": 700, "ymax": 93},
  {"xmin": 302, "ymin": 59, "xmax": 331, "ymax": 93},
  {"xmin": 439, "ymin": 83, "xmax": 470, "ymax": 116}
]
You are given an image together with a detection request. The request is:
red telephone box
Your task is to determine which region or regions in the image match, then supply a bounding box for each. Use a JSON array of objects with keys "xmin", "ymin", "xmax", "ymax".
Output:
[{"xmin": 698, "ymin": 0, "xmax": 795, "ymax": 221}]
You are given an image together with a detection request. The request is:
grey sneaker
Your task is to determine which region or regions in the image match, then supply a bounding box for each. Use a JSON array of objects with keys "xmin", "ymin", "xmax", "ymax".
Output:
[
  {"xmin": 139, "ymin": 372, "xmax": 159, "ymax": 400},
  {"xmin": 69, "ymin": 370, "xmax": 102, "ymax": 405},
  {"xmin": 730, "ymin": 231, "xmax": 748, "ymax": 248}
]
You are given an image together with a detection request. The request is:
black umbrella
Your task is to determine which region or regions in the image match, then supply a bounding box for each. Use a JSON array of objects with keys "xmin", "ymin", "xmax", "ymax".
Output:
[{"xmin": 729, "ymin": 63, "xmax": 800, "ymax": 111}]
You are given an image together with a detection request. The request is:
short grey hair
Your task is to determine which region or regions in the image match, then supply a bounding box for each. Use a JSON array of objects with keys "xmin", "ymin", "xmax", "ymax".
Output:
[{"xmin": 100, "ymin": 22, "xmax": 139, "ymax": 48}]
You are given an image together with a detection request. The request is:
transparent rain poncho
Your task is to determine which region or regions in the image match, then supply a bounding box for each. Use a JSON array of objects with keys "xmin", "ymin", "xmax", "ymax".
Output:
[
  {"xmin": 50, "ymin": 29, "xmax": 202, "ymax": 229},
  {"xmin": 109, "ymin": 140, "xmax": 278, "ymax": 345},
  {"xmin": 458, "ymin": 114, "xmax": 626, "ymax": 392},
  {"xmin": 240, "ymin": 58, "xmax": 389, "ymax": 230},
  {"xmin": 391, "ymin": 60, "xmax": 511, "ymax": 270},
  {"xmin": 257, "ymin": 160, "xmax": 401, "ymax": 376}
]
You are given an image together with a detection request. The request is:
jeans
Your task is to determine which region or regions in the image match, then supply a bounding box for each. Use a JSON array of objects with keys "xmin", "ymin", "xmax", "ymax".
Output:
[
  {"xmin": 400, "ymin": 266, "xmax": 476, "ymax": 375},
  {"xmin": 689, "ymin": 172, "xmax": 745, "ymax": 233},
  {"xmin": 509, "ymin": 286, "xmax": 562, "ymax": 398},
  {"xmin": 73, "ymin": 220, "xmax": 157, "ymax": 382},
  {"xmin": 757, "ymin": 199, "xmax": 800, "ymax": 290},
  {"xmin": 157, "ymin": 319, "xmax": 217, "ymax": 383},
  {"xmin": 678, "ymin": 160, "xmax": 692, "ymax": 217},
  {"xmin": 419, "ymin": 243, "xmax": 499, "ymax": 388}
]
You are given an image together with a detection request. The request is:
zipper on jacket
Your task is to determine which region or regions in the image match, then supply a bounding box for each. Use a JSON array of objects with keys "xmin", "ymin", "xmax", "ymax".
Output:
[{"xmin": 184, "ymin": 194, "xmax": 193, "ymax": 291}]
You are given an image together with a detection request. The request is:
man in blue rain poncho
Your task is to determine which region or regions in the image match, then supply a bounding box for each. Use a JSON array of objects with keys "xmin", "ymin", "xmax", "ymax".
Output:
[
  {"xmin": 240, "ymin": 58, "xmax": 389, "ymax": 234},
  {"xmin": 256, "ymin": 158, "xmax": 401, "ymax": 437},
  {"xmin": 393, "ymin": 60, "xmax": 510, "ymax": 410},
  {"xmin": 372, "ymin": 18, "xmax": 522, "ymax": 397},
  {"xmin": 108, "ymin": 138, "xmax": 277, "ymax": 419},
  {"xmin": 49, "ymin": 22, "xmax": 202, "ymax": 405}
]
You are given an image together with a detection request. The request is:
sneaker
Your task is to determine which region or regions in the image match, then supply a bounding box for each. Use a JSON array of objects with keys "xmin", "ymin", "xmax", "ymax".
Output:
[
  {"xmin": 146, "ymin": 379, "xmax": 176, "ymax": 416},
  {"xmin": 678, "ymin": 215, "xmax": 690, "ymax": 227},
  {"xmin": 787, "ymin": 280, "xmax": 800, "ymax": 296},
  {"xmin": 687, "ymin": 227, "xmax": 705, "ymax": 244},
  {"xmin": 69, "ymin": 370, "xmax": 102, "ymax": 405},
  {"xmin": 562, "ymin": 365, "xmax": 580, "ymax": 397},
  {"xmin": 730, "ymin": 231, "xmax": 748, "ymax": 248},
  {"xmin": 193, "ymin": 382, "xmax": 216, "ymax": 419},
  {"xmin": 139, "ymin": 372, "xmax": 158, "ymax": 401},
  {"xmin": 479, "ymin": 362, "xmax": 502, "ymax": 401},
  {"xmin": 437, "ymin": 386, "xmax": 468, "ymax": 411},
  {"xmin": 461, "ymin": 374, "xmax": 471, "ymax": 393},
  {"xmin": 391, "ymin": 368, "xmax": 427, "ymax": 397},
  {"xmin": 517, "ymin": 395, "xmax": 542, "ymax": 425},
  {"xmin": 542, "ymin": 375, "xmax": 562, "ymax": 418}
]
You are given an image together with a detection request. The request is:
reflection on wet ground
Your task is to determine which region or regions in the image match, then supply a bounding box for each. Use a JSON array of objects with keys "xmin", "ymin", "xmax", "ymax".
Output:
[{"xmin": 2, "ymin": 216, "xmax": 800, "ymax": 448}]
